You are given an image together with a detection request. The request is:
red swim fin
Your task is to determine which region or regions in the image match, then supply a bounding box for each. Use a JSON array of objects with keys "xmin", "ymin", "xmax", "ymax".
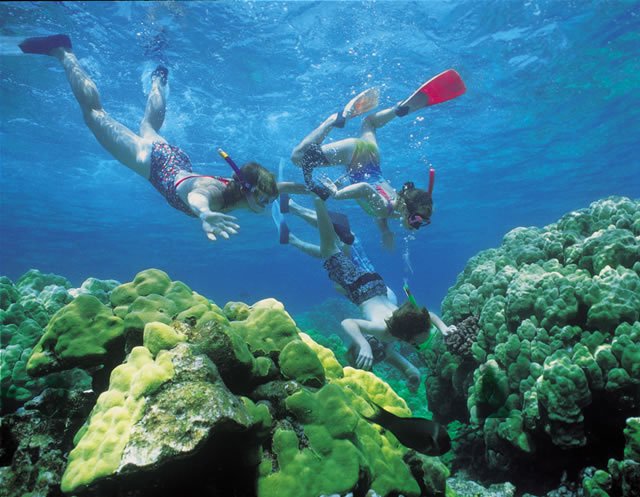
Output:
[
  {"xmin": 397, "ymin": 69, "xmax": 466, "ymax": 116},
  {"xmin": 420, "ymin": 69, "xmax": 466, "ymax": 105}
]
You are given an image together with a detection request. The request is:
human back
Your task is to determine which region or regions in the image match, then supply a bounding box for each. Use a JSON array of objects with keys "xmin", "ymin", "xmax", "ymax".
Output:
[{"xmin": 359, "ymin": 294, "xmax": 398, "ymax": 337}]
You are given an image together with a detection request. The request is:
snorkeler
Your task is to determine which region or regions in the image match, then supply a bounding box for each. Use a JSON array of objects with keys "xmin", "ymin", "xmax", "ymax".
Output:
[
  {"xmin": 290, "ymin": 71, "xmax": 465, "ymax": 252},
  {"xmin": 18, "ymin": 34, "xmax": 306, "ymax": 242},
  {"xmin": 307, "ymin": 193, "xmax": 455, "ymax": 377}
]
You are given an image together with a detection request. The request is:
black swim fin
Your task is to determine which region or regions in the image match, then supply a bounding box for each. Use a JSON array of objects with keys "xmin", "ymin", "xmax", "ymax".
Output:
[
  {"xmin": 19, "ymin": 34, "xmax": 71, "ymax": 55},
  {"xmin": 279, "ymin": 220, "xmax": 290, "ymax": 245},
  {"xmin": 328, "ymin": 211, "xmax": 354, "ymax": 245},
  {"xmin": 152, "ymin": 65, "xmax": 168, "ymax": 86}
]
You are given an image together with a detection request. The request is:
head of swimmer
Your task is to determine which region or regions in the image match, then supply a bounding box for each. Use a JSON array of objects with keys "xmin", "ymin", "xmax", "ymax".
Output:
[
  {"xmin": 225, "ymin": 162, "xmax": 278, "ymax": 213},
  {"xmin": 385, "ymin": 301, "xmax": 431, "ymax": 347},
  {"xmin": 399, "ymin": 182, "xmax": 433, "ymax": 231}
]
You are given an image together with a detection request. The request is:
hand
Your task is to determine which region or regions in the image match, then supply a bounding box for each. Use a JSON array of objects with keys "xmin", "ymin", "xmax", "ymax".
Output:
[
  {"xmin": 381, "ymin": 230, "xmax": 396, "ymax": 252},
  {"xmin": 443, "ymin": 325, "xmax": 458, "ymax": 337},
  {"xmin": 200, "ymin": 212, "xmax": 240, "ymax": 242},
  {"xmin": 355, "ymin": 341, "xmax": 373, "ymax": 370},
  {"xmin": 319, "ymin": 176, "xmax": 339, "ymax": 198}
]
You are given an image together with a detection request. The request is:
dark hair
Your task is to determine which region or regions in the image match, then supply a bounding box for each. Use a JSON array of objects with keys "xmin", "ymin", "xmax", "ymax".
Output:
[
  {"xmin": 385, "ymin": 301, "xmax": 431, "ymax": 342},
  {"xmin": 222, "ymin": 161, "xmax": 278, "ymax": 207},
  {"xmin": 399, "ymin": 182, "xmax": 433, "ymax": 220}
]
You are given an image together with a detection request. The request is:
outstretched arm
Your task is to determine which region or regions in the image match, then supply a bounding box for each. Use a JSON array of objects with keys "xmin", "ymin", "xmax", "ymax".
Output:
[
  {"xmin": 429, "ymin": 312, "xmax": 457, "ymax": 337},
  {"xmin": 323, "ymin": 181, "xmax": 396, "ymax": 252},
  {"xmin": 328, "ymin": 181, "xmax": 376, "ymax": 200},
  {"xmin": 375, "ymin": 218, "xmax": 396, "ymax": 253},
  {"xmin": 276, "ymin": 181, "xmax": 309, "ymax": 195},
  {"xmin": 187, "ymin": 190, "xmax": 240, "ymax": 242}
]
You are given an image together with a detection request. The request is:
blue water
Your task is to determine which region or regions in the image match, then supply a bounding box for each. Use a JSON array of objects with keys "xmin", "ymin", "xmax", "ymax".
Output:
[{"xmin": 1, "ymin": 0, "xmax": 638, "ymax": 317}]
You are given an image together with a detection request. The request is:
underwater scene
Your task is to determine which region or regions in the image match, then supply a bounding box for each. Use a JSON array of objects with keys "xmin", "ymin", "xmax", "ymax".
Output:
[{"xmin": 1, "ymin": 1, "xmax": 639, "ymax": 497}]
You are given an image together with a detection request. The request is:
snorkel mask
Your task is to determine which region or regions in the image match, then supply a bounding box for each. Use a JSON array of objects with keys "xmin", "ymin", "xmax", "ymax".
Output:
[
  {"xmin": 407, "ymin": 168, "xmax": 435, "ymax": 230},
  {"xmin": 218, "ymin": 148, "xmax": 273, "ymax": 212},
  {"xmin": 408, "ymin": 214, "xmax": 431, "ymax": 229},
  {"xmin": 403, "ymin": 283, "xmax": 434, "ymax": 352}
]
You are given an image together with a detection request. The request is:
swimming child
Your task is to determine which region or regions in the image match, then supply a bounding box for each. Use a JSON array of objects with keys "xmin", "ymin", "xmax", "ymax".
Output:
[
  {"xmin": 276, "ymin": 195, "xmax": 426, "ymax": 391},
  {"xmin": 303, "ymin": 194, "xmax": 454, "ymax": 384},
  {"xmin": 19, "ymin": 34, "xmax": 306, "ymax": 242},
  {"xmin": 290, "ymin": 99, "xmax": 435, "ymax": 252}
]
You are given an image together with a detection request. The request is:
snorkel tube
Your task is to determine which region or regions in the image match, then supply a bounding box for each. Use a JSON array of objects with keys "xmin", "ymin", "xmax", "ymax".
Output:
[
  {"xmin": 403, "ymin": 284, "xmax": 435, "ymax": 352},
  {"xmin": 403, "ymin": 284, "xmax": 419, "ymax": 309},
  {"xmin": 218, "ymin": 148, "xmax": 265, "ymax": 213},
  {"xmin": 218, "ymin": 148, "xmax": 252, "ymax": 192}
]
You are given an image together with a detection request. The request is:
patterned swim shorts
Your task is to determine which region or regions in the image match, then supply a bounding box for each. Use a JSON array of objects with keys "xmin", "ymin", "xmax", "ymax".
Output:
[{"xmin": 323, "ymin": 252, "xmax": 387, "ymax": 306}]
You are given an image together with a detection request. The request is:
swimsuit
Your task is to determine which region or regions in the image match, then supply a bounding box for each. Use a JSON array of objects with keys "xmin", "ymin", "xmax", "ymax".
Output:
[
  {"xmin": 348, "ymin": 139, "xmax": 383, "ymax": 184},
  {"xmin": 348, "ymin": 140, "xmax": 394, "ymax": 217},
  {"xmin": 149, "ymin": 142, "xmax": 197, "ymax": 216},
  {"xmin": 301, "ymin": 143, "xmax": 331, "ymax": 200},
  {"xmin": 149, "ymin": 142, "xmax": 227, "ymax": 216},
  {"xmin": 323, "ymin": 252, "xmax": 387, "ymax": 306},
  {"xmin": 347, "ymin": 334, "xmax": 387, "ymax": 366}
]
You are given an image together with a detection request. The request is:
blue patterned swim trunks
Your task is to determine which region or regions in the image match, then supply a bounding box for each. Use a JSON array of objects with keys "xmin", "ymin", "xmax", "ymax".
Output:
[{"xmin": 323, "ymin": 252, "xmax": 387, "ymax": 306}]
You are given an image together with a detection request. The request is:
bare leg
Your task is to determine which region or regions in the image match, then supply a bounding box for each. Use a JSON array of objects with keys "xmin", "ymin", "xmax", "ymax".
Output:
[
  {"xmin": 290, "ymin": 112, "xmax": 357, "ymax": 200},
  {"xmin": 312, "ymin": 196, "xmax": 340, "ymax": 259},
  {"xmin": 289, "ymin": 199, "xmax": 319, "ymax": 228},
  {"xmin": 139, "ymin": 67, "xmax": 167, "ymax": 141},
  {"xmin": 51, "ymin": 47, "xmax": 153, "ymax": 179},
  {"xmin": 290, "ymin": 113, "xmax": 349, "ymax": 166},
  {"xmin": 289, "ymin": 233, "xmax": 322, "ymax": 259},
  {"xmin": 358, "ymin": 106, "xmax": 398, "ymax": 143}
]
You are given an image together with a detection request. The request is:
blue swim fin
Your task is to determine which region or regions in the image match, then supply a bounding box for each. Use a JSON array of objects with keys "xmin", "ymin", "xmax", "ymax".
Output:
[
  {"xmin": 279, "ymin": 221, "xmax": 290, "ymax": 245},
  {"xmin": 19, "ymin": 34, "xmax": 71, "ymax": 55},
  {"xmin": 279, "ymin": 193, "xmax": 290, "ymax": 214}
]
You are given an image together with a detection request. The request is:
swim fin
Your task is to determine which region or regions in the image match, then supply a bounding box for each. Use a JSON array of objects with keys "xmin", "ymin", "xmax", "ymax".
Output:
[
  {"xmin": 334, "ymin": 87, "xmax": 380, "ymax": 127},
  {"xmin": 279, "ymin": 193, "xmax": 290, "ymax": 214},
  {"xmin": 19, "ymin": 34, "xmax": 71, "ymax": 55},
  {"xmin": 279, "ymin": 221, "xmax": 290, "ymax": 245},
  {"xmin": 328, "ymin": 211, "xmax": 354, "ymax": 246},
  {"xmin": 151, "ymin": 65, "xmax": 168, "ymax": 86},
  {"xmin": 395, "ymin": 69, "xmax": 466, "ymax": 117},
  {"xmin": 272, "ymin": 157, "xmax": 291, "ymax": 244}
]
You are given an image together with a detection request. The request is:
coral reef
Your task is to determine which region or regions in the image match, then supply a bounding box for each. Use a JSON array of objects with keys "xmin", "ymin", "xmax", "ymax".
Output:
[
  {"xmin": 6, "ymin": 196, "xmax": 636, "ymax": 496},
  {"xmin": 579, "ymin": 417, "xmax": 640, "ymax": 497},
  {"xmin": 444, "ymin": 315, "xmax": 480, "ymax": 358},
  {"xmin": 1, "ymin": 272, "xmax": 119, "ymax": 414},
  {"xmin": 1, "ymin": 268, "xmax": 451, "ymax": 497},
  {"xmin": 421, "ymin": 196, "xmax": 640, "ymax": 494}
]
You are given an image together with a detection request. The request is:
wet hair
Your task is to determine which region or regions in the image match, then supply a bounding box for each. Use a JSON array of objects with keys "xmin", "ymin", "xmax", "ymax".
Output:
[
  {"xmin": 221, "ymin": 161, "xmax": 278, "ymax": 207},
  {"xmin": 385, "ymin": 301, "xmax": 431, "ymax": 342},
  {"xmin": 399, "ymin": 182, "xmax": 433, "ymax": 220}
]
